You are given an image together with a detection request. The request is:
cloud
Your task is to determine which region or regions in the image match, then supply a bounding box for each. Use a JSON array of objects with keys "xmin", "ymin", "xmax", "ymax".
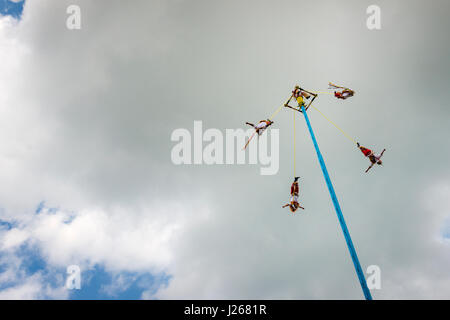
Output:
[
  {"xmin": 0, "ymin": 241, "xmax": 69, "ymax": 299},
  {"xmin": 0, "ymin": 273, "xmax": 68, "ymax": 300},
  {"xmin": 1, "ymin": 227, "xmax": 29, "ymax": 250},
  {"xmin": 0, "ymin": 201, "xmax": 198, "ymax": 299}
]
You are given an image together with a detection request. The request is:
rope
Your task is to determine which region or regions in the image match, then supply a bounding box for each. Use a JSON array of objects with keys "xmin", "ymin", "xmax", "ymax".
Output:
[
  {"xmin": 268, "ymin": 104, "xmax": 284, "ymax": 121},
  {"xmin": 312, "ymin": 91, "xmax": 333, "ymax": 95},
  {"xmin": 309, "ymin": 104, "xmax": 358, "ymax": 145},
  {"xmin": 242, "ymin": 131, "xmax": 256, "ymax": 150}
]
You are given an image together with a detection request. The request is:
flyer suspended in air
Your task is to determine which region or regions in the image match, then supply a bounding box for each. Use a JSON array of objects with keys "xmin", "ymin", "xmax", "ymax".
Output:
[
  {"xmin": 328, "ymin": 82, "xmax": 355, "ymax": 100},
  {"xmin": 241, "ymin": 82, "xmax": 388, "ymax": 300}
]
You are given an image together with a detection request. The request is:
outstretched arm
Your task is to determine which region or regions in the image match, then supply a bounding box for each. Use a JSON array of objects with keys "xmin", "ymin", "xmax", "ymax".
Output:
[
  {"xmin": 328, "ymin": 82, "xmax": 346, "ymax": 90},
  {"xmin": 365, "ymin": 162, "xmax": 375, "ymax": 173}
]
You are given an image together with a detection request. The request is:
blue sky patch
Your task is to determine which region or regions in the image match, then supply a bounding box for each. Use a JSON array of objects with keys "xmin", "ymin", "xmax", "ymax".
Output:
[
  {"xmin": 0, "ymin": 219, "xmax": 14, "ymax": 230},
  {"xmin": 0, "ymin": 202, "xmax": 172, "ymax": 299},
  {"xmin": 0, "ymin": 239, "xmax": 171, "ymax": 299},
  {"xmin": 0, "ymin": 0, "xmax": 25, "ymax": 19},
  {"xmin": 443, "ymin": 217, "xmax": 450, "ymax": 239},
  {"xmin": 69, "ymin": 265, "xmax": 171, "ymax": 300}
]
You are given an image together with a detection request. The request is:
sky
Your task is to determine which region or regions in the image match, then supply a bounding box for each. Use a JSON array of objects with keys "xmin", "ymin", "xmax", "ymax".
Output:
[
  {"xmin": 0, "ymin": 0, "xmax": 24, "ymax": 19},
  {"xmin": 0, "ymin": 0, "xmax": 449, "ymax": 300}
]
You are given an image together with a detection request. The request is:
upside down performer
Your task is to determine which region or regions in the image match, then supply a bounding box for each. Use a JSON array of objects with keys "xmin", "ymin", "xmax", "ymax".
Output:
[
  {"xmin": 357, "ymin": 142, "xmax": 386, "ymax": 173},
  {"xmin": 282, "ymin": 177, "xmax": 305, "ymax": 212},
  {"xmin": 243, "ymin": 119, "xmax": 274, "ymax": 150},
  {"xmin": 245, "ymin": 119, "xmax": 273, "ymax": 136},
  {"xmin": 329, "ymin": 82, "xmax": 355, "ymax": 100}
]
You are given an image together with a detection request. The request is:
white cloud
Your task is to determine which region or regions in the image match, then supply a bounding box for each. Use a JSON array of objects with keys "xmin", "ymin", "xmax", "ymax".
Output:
[
  {"xmin": 0, "ymin": 201, "xmax": 210, "ymax": 299},
  {"xmin": 0, "ymin": 247, "xmax": 69, "ymax": 300},
  {"xmin": 1, "ymin": 227, "xmax": 29, "ymax": 250},
  {"xmin": 0, "ymin": 271, "xmax": 68, "ymax": 300}
]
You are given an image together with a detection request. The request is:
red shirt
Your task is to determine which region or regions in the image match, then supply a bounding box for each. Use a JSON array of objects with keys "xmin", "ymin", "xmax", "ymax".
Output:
[
  {"xmin": 291, "ymin": 182, "xmax": 299, "ymax": 195},
  {"xmin": 360, "ymin": 147, "xmax": 372, "ymax": 157}
]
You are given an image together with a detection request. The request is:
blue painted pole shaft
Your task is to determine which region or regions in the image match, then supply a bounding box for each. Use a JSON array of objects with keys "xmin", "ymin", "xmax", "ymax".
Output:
[{"xmin": 301, "ymin": 104, "xmax": 372, "ymax": 300}]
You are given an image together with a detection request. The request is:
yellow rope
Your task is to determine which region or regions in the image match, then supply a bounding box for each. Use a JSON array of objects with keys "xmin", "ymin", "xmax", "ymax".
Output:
[
  {"xmin": 310, "ymin": 104, "xmax": 358, "ymax": 145},
  {"xmin": 312, "ymin": 91, "xmax": 333, "ymax": 95},
  {"xmin": 268, "ymin": 104, "xmax": 284, "ymax": 121}
]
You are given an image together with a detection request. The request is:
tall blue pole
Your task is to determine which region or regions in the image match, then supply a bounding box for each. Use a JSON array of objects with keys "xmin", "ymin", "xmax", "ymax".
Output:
[{"xmin": 301, "ymin": 104, "xmax": 372, "ymax": 300}]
